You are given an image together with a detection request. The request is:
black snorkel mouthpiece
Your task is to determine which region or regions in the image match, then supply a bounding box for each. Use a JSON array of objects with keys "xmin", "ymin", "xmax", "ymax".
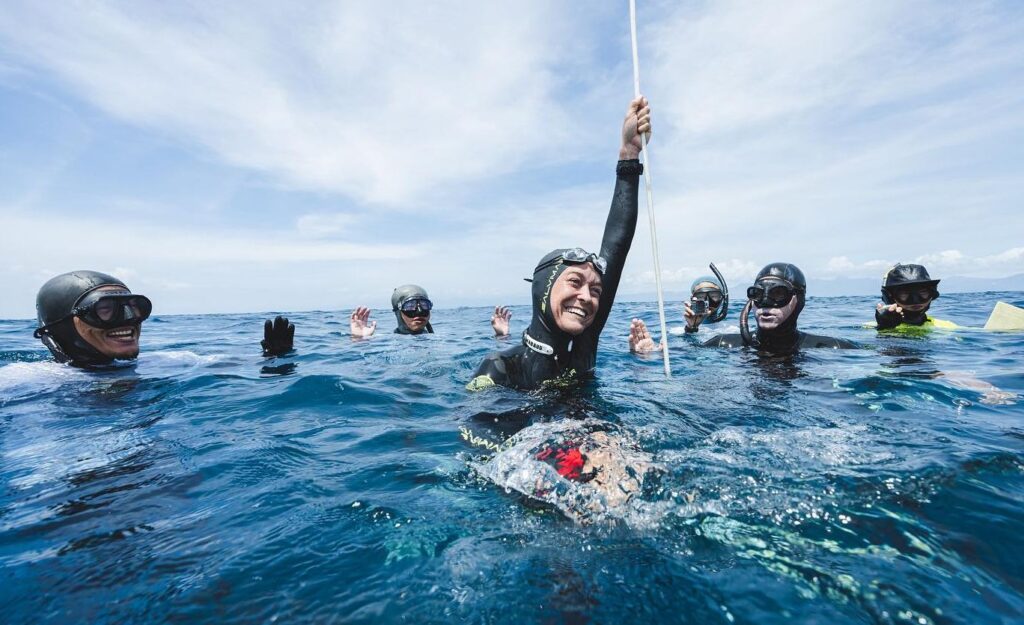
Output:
[{"xmin": 739, "ymin": 299, "xmax": 758, "ymax": 348}]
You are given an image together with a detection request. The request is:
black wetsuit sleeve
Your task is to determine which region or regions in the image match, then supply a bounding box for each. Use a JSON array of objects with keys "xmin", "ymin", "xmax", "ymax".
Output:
[
  {"xmin": 703, "ymin": 333, "xmax": 743, "ymax": 348},
  {"xmin": 799, "ymin": 333, "xmax": 858, "ymax": 349},
  {"xmin": 564, "ymin": 160, "xmax": 640, "ymax": 375},
  {"xmin": 592, "ymin": 160, "xmax": 641, "ymax": 336},
  {"xmin": 469, "ymin": 344, "xmax": 532, "ymax": 390}
]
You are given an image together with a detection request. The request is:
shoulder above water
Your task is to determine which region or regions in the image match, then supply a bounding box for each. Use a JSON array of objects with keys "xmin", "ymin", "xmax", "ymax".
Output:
[{"xmin": 702, "ymin": 332, "xmax": 857, "ymax": 350}]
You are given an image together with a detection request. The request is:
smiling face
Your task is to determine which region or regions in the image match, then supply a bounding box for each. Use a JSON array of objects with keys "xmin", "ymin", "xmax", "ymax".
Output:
[
  {"xmin": 71, "ymin": 286, "xmax": 142, "ymax": 359},
  {"xmin": 400, "ymin": 310, "xmax": 430, "ymax": 333},
  {"xmin": 755, "ymin": 294, "xmax": 797, "ymax": 331},
  {"xmin": 550, "ymin": 263, "xmax": 603, "ymax": 335}
]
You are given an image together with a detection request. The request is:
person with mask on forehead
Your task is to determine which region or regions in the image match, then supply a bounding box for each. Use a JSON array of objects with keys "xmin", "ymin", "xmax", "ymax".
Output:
[
  {"xmin": 33, "ymin": 270, "xmax": 152, "ymax": 367},
  {"xmin": 703, "ymin": 262, "xmax": 856, "ymax": 354},
  {"xmin": 874, "ymin": 263, "xmax": 957, "ymax": 331},
  {"xmin": 467, "ymin": 96, "xmax": 651, "ymax": 390}
]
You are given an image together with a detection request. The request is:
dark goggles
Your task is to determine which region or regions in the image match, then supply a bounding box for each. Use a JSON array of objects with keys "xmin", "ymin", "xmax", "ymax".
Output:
[
  {"xmin": 397, "ymin": 297, "xmax": 432, "ymax": 317},
  {"xmin": 34, "ymin": 291, "xmax": 152, "ymax": 337},
  {"xmin": 746, "ymin": 282, "xmax": 799, "ymax": 308},
  {"xmin": 887, "ymin": 286, "xmax": 935, "ymax": 306},
  {"xmin": 535, "ymin": 248, "xmax": 608, "ymax": 275},
  {"xmin": 692, "ymin": 288, "xmax": 724, "ymax": 308}
]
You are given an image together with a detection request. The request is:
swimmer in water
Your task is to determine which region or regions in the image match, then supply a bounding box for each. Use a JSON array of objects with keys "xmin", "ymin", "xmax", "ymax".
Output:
[
  {"xmin": 348, "ymin": 285, "xmax": 513, "ymax": 339},
  {"xmin": 468, "ymin": 96, "xmax": 651, "ymax": 390},
  {"xmin": 350, "ymin": 284, "xmax": 434, "ymax": 338},
  {"xmin": 704, "ymin": 262, "xmax": 856, "ymax": 353},
  {"xmin": 260, "ymin": 285, "xmax": 509, "ymax": 356},
  {"xmin": 874, "ymin": 263, "xmax": 956, "ymax": 331},
  {"xmin": 33, "ymin": 270, "xmax": 152, "ymax": 367},
  {"xmin": 629, "ymin": 265, "xmax": 729, "ymax": 353}
]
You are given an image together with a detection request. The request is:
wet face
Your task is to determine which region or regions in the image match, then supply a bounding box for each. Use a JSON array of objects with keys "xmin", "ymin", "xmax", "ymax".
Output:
[
  {"xmin": 400, "ymin": 310, "xmax": 430, "ymax": 332},
  {"xmin": 71, "ymin": 286, "xmax": 142, "ymax": 359},
  {"xmin": 755, "ymin": 294, "xmax": 797, "ymax": 331},
  {"xmin": 550, "ymin": 263, "xmax": 603, "ymax": 335}
]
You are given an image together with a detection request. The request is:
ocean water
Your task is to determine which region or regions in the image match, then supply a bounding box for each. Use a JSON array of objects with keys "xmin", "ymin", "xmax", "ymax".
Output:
[{"xmin": 1, "ymin": 292, "xmax": 1022, "ymax": 624}]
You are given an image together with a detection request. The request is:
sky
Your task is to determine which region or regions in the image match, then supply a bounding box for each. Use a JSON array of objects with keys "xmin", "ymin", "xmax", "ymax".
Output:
[{"xmin": 1, "ymin": 1, "xmax": 1022, "ymax": 319}]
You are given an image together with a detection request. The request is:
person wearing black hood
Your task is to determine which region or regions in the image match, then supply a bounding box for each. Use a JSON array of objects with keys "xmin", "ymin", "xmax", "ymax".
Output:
[
  {"xmin": 467, "ymin": 96, "xmax": 651, "ymax": 391},
  {"xmin": 33, "ymin": 270, "xmax": 152, "ymax": 367},
  {"xmin": 874, "ymin": 263, "xmax": 957, "ymax": 331},
  {"xmin": 703, "ymin": 262, "xmax": 856, "ymax": 353},
  {"xmin": 349, "ymin": 284, "xmax": 435, "ymax": 338}
]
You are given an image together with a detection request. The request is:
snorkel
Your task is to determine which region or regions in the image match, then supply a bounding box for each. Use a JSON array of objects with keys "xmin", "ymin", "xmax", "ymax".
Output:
[
  {"xmin": 707, "ymin": 262, "xmax": 729, "ymax": 323},
  {"xmin": 740, "ymin": 263, "xmax": 806, "ymax": 352}
]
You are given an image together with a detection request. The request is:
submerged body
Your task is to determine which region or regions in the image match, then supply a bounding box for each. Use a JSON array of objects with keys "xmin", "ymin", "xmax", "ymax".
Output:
[
  {"xmin": 472, "ymin": 418, "xmax": 664, "ymax": 525},
  {"xmin": 703, "ymin": 331, "xmax": 855, "ymax": 350}
]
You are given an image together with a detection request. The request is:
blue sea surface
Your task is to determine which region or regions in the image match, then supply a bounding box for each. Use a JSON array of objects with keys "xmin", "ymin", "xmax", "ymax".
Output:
[{"xmin": 1, "ymin": 292, "xmax": 1022, "ymax": 624}]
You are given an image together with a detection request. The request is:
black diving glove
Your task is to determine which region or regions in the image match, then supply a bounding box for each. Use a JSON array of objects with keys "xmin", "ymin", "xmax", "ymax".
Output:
[
  {"xmin": 261, "ymin": 316, "xmax": 295, "ymax": 356},
  {"xmin": 875, "ymin": 306, "xmax": 902, "ymax": 330}
]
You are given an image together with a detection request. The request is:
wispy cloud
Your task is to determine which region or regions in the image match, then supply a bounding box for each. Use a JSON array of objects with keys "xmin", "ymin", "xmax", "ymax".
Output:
[
  {"xmin": 0, "ymin": 2, "xmax": 592, "ymax": 205},
  {"xmin": 824, "ymin": 246, "xmax": 1024, "ymax": 278},
  {"xmin": 1, "ymin": 1, "xmax": 1021, "ymax": 318}
]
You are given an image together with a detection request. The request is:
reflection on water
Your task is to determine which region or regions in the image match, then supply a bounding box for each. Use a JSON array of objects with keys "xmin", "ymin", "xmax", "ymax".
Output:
[{"xmin": 1, "ymin": 293, "xmax": 1022, "ymax": 624}]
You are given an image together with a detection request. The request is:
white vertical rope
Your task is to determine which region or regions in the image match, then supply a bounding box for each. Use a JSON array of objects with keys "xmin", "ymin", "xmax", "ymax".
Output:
[{"xmin": 629, "ymin": 0, "xmax": 671, "ymax": 376}]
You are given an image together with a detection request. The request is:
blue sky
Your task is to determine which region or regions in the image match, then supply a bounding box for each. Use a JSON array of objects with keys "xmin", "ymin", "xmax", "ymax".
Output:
[{"xmin": 1, "ymin": 1, "xmax": 1022, "ymax": 319}]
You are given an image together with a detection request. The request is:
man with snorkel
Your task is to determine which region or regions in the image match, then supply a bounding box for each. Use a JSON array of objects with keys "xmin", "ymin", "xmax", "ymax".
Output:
[{"xmin": 703, "ymin": 262, "xmax": 855, "ymax": 353}]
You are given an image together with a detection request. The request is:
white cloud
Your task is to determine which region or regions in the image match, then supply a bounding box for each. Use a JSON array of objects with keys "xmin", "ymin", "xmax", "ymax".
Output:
[
  {"xmin": 822, "ymin": 247, "xmax": 1024, "ymax": 279},
  {"xmin": 979, "ymin": 247, "xmax": 1024, "ymax": 265},
  {"xmin": 826, "ymin": 256, "xmax": 856, "ymax": 272},
  {"xmin": 0, "ymin": 2, "xmax": 588, "ymax": 205},
  {"xmin": 2, "ymin": 1, "xmax": 1022, "ymax": 317},
  {"xmin": 914, "ymin": 249, "xmax": 966, "ymax": 268},
  {"xmin": 296, "ymin": 213, "xmax": 356, "ymax": 238}
]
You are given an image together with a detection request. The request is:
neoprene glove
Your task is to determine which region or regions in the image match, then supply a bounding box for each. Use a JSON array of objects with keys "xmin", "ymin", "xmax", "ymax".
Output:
[
  {"xmin": 261, "ymin": 316, "xmax": 295, "ymax": 356},
  {"xmin": 875, "ymin": 307, "xmax": 902, "ymax": 330}
]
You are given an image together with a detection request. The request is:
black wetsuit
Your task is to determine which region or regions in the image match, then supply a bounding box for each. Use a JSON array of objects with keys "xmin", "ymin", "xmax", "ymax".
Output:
[
  {"xmin": 703, "ymin": 331, "xmax": 856, "ymax": 352},
  {"xmin": 471, "ymin": 160, "xmax": 641, "ymax": 390}
]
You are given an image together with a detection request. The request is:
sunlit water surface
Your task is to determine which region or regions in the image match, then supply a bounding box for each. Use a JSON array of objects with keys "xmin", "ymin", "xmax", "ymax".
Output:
[{"xmin": 1, "ymin": 292, "xmax": 1022, "ymax": 624}]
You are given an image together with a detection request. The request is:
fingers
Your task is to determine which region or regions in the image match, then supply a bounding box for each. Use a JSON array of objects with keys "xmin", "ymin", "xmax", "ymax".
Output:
[
  {"xmin": 350, "ymin": 306, "xmax": 372, "ymax": 322},
  {"xmin": 264, "ymin": 319, "xmax": 273, "ymax": 342},
  {"xmin": 273, "ymin": 315, "xmax": 289, "ymax": 334},
  {"xmin": 627, "ymin": 95, "xmax": 648, "ymax": 114}
]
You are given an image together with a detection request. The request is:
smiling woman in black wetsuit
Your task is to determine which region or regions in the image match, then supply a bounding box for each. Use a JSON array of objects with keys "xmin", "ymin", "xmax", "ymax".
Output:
[{"xmin": 467, "ymin": 96, "xmax": 651, "ymax": 391}]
